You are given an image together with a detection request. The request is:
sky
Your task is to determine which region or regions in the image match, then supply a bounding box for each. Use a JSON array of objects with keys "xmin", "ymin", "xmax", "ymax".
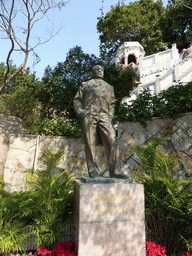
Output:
[{"xmin": 0, "ymin": 0, "xmax": 168, "ymax": 79}]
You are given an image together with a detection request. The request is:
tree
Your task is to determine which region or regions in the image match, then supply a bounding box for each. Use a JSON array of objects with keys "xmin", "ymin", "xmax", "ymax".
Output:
[
  {"xmin": 40, "ymin": 46, "xmax": 136, "ymax": 122},
  {"xmin": 97, "ymin": 0, "xmax": 167, "ymax": 59},
  {"xmin": 0, "ymin": 0, "xmax": 67, "ymax": 93},
  {"xmin": 159, "ymin": 0, "xmax": 192, "ymax": 51},
  {"xmin": 103, "ymin": 64, "xmax": 137, "ymax": 110},
  {"xmin": 0, "ymin": 46, "xmax": 136, "ymax": 135},
  {"xmin": 0, "ymin": 45, "xmax": 137, "ymax": 134},
  {"xmin": 0, "ymin": 62, "xmax": 43, "ymax": 127},
  {"xmin": 183, "ymin": 0, "xmax": 192, "ymax": 10},
  {"xmin": 40, "ymin": 46, "xmax": 105, "ymax": 121}
]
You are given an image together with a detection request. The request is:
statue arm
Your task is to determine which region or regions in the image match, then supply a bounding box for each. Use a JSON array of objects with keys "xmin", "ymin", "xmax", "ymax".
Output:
[
  {"xmin": 73, "ymin": 85, "xmax": 85, "ymax": 118},
  {"xmin": 109, "ymin": 86, "xmax": 116, "ymax": 120}
]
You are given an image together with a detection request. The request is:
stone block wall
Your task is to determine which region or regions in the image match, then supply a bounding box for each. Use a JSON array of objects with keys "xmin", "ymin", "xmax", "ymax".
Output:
[
  {"xmin": 1, "ymin": 113, "xmax": 192, "ymax": 191},
  {"xmin": 0, "ymin": 113, "xmax": 24, "ymax": 176},
  {"xmin": 118, "ymin": 113, "xmax": 192, "ymax": 179}
]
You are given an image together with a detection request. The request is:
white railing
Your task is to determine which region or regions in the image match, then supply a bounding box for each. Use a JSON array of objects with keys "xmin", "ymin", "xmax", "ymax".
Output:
[
  {"xmin": 139, "ymin": 45, "xmax": 180, "ymax": 78},
  {"xmin": 124, "ymin": 56, "xmax": 192, "ymax": 104}
]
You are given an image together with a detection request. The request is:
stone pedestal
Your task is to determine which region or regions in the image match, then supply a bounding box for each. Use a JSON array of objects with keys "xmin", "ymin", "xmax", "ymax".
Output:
[{"xmin": 74, "ymin": 177, "xmax": 146, "ymax": 256}]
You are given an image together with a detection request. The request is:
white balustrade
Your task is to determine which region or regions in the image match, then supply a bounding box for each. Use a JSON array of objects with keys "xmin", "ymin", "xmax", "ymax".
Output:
[{"xmin": 115, "ymin": 42, "xmax": 192, "ymax": 104}]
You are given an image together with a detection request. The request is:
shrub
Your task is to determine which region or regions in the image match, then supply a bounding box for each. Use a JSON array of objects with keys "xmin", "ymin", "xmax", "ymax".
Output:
[
  {"xmin": 0, "ymin": 151, "xmax": 76, "ymax": 254},
  {"xmin": 133, "ymin": 137, "xmax": 192, "ymax": 255},
  {"xmin": 115, "ymin": 87, "xmax": 153, "ymax": 126},
  {"xmin": 24, "ymin": 150, "xmax": 76, "ymax": 249},
  {"xmin": 116, "ymin": 81, "xmax": 192, "ymax": 126},
  {"xmin": 24, "ymin": 117, "xmax": 81, "ymax": 138},
  {"xmin": 0, "ymin": 176, "xmax": 29, "ymax": 255},
  {"xmin": 0, "ymin": 70, "xmax": 43, "ymax": 127}
]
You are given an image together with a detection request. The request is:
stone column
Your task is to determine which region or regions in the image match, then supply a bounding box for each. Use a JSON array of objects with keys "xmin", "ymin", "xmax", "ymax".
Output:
[
  {"xmin": 156, "ymin": 75, "xmax": 161, "ymax": 94},
  {"xmin": 124, "ymin": 56, "xmax": 128, "ymax": 66},
  {"xmin": 74, "ymin": 178, "xmax": 146, "ymax": 256},
  {"xmin": 172, "ymin": 43, "xmax": 179, "ymax": 60},
  {"xmin": 174, "ymin": 65, "xmax": 180, "ymax": 82},
  {"xmin": 136, "ymin": 57, "xmax": 139, "ymax": 65}
]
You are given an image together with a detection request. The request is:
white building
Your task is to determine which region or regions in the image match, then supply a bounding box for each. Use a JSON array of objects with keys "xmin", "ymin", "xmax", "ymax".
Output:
[{"xmin": 115, "ymin": 42, "xmax": 192, "ymax": 104}]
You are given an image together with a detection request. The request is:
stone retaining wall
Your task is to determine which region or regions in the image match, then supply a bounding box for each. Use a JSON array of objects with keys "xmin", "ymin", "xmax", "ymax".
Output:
[
  {"xmin": 1, "ymin": 113, "xmax": 192, "ymax": 192},
  {"xmin": 0, "ymin": 113, "xmax": 24, "ymax": 176}
]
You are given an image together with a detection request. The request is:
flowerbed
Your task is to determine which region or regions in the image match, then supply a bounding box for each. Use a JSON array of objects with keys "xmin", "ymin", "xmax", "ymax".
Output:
[
  {"xmin": 5, "ymin": 241, "xmax": 192, "ymax": 256},
  {"xmin": 146, "ymin": 241, "xmax": 192, "ymax": 256},
  {"xmin": 35, "ymin": 241, "xmax": 76, "ymax": 256}
]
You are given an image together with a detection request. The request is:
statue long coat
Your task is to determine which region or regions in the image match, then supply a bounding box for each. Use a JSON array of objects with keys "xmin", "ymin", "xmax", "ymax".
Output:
[{"xmin": 73, "ymin": 78, "xmax": 116, "ymax": 145}]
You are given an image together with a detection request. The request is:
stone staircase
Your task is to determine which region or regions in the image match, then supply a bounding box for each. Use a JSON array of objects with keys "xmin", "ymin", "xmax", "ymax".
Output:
[{"xmin": 118, "ymin": 43, "xmax": 192, "ymax": 104}]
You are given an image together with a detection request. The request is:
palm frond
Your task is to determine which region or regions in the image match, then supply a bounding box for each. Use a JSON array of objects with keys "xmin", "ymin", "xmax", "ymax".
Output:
[
  {"xmin": 133, "ymin": 137, "xmax": 192, "ymax": 255},
  {"xmin": 40, "ymin": 150, "xmax": 64, "ymax": 175}
]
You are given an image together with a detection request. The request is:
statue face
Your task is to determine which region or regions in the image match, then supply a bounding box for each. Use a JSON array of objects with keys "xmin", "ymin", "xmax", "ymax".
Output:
[{"xmin": 92, "ymin": 65, "xmax": 104, "ymax": 79}]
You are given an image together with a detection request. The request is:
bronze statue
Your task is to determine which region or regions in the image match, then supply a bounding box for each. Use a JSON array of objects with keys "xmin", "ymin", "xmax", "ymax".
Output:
[{"xmin": 73, "ymin": 65, "xmax": 127, "ymax": 179}]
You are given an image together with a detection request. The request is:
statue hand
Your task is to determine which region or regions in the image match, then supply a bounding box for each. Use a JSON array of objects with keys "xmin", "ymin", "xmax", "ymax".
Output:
[{"xmin": 80, "ymin": 109, "xmax": 90, "ymax": 118}]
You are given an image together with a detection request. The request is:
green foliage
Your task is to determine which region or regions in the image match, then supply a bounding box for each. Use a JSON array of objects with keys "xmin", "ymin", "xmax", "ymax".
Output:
[
  {"xmin": 24, "ymin": 117, "xmax": 82, "ymax": 138},
  {"xmin": 116, "ymin": 82, "xmax": 192, "ymax": 126},
  {"xmin": 97, "ymin": 0, "xmax": 167, "ymax": 59},
  {"xmin": 152, "ymin": 82, "xmax": 192, "ymax": 117},
  {"xmin": 4, "ymin": 86, "xmax": 41, "ymax": 127},
  {"xmin": 0, "ymin": 63, "xmax": 7, "ymax": 86},
  {"xmin": 133, "ymin": 138, "xmax": 192, "ymax": 255},
  {"xmin": 39, "ymin": 46, "xmax": 105, "ymax": 121},
  {"xmin": 159, "ymin": 0, "xmax": 192, "ymax": 51},
  {"xmin": 24, "ymin": 150, "xmax": 76, "ymax": 249},
  {"xmin": 40, "ymin": 150, "xmax": 65, "ymax": 175},
  {"xmin": 0, "ymin": 47, "xmax": 136, "ymax": 137},
  {"xmin": 0, "ymin": 62, "xmax": 20, "ymax": 91},
  {"xmin": 0, "ymin": 179, "xmax": 29, "ymax": 255},
  {"xmin": 37, "ymin": 46, "xmax": 136, "ymax": 136},
  {"xmin": 103, "ymin": 65, "xmax": 138, "ymax": 105},
  {"xmin": 40, "ymin": 46, "xmax": 136, "ymax": 122},
  {"xmin": 0, "ymin": 63, "xmax": 43, "ymax": 127},
  {"xmin": 97, "ymin": 0, "xmax": 192, "ymax": 58},
  {"xmin": 115, "ymin": 88, "xmax": 153, "ymax": 126},
  {"xmin": 0, "ymin": 151, "xmax": 76, "ymax": 253}
]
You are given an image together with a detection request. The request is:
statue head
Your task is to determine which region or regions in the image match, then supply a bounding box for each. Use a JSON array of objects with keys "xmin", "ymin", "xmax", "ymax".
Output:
[{"xmin": 92, "ymin": 65, "xmax": 104, "ymax": 79}]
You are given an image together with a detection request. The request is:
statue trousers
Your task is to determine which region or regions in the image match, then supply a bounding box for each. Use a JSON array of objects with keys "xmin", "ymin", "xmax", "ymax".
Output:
[{"xmin": 82, "ymin": 112, "xmax": 120, "ymax": 177}]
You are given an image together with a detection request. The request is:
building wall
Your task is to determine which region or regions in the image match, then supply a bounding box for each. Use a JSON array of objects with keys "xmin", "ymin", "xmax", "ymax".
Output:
[{"xmin": 1, "ymin": 113, "xmax": 192, "ymax": 192}]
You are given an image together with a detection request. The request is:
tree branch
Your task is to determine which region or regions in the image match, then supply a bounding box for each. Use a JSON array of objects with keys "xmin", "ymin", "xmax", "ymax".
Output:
[
  {"xmin": 183, "ymin": 2, "xmax": 192, "ymax": 10},
  {"xmin": 0, "ymin": 0, "xmax": 15, "ymax": 93},
  {"xmin": 0, "ymin": 0, "xmax": 67, "ymax": 93}
]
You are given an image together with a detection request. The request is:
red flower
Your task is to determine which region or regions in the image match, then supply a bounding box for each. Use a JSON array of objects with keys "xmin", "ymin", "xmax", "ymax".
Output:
[
  {"xmin": 146, "ymin": 241, "xmax": 167, "ymax": 256},
  {"xmin": 36, "ymin": 241, "xmax": 77, "ymax": 256},
  {"xmin": 36, "ymin": 246, "xmax": 53, "ymax": 256}
]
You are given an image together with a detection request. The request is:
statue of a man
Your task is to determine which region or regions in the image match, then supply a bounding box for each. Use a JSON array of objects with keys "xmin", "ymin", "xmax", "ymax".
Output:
[{"xmin": 73, "ymin": 65, "xmax": 126, "ymax": 179}]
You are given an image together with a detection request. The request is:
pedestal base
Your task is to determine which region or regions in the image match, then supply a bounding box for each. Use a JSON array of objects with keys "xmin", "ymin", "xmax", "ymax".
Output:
[{"xmin": 74, "ymin": 177, "xmax": 146, "ymax": 256}]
